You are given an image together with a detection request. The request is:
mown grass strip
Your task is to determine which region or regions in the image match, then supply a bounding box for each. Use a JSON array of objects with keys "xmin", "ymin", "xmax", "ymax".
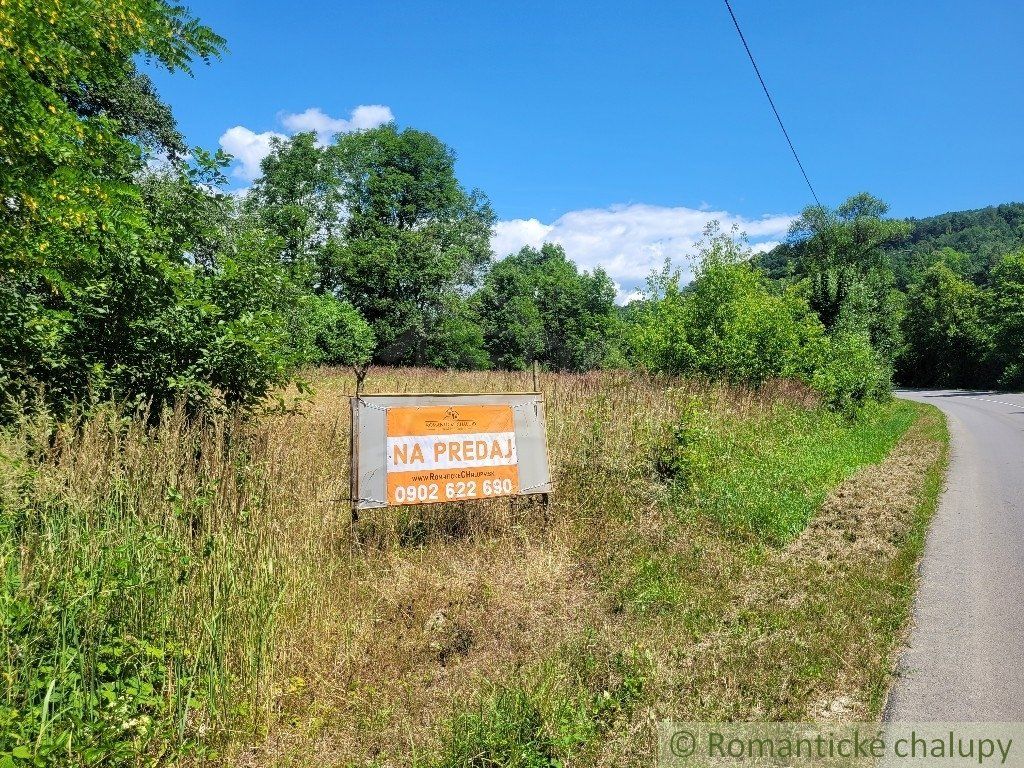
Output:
[
  {"xmin": 663, "ymin": 398, "xmax": 921, "ymax": 543},
  {"xmin": 866, "ymin": 402, "xmax": 949, "ymax": 715}
]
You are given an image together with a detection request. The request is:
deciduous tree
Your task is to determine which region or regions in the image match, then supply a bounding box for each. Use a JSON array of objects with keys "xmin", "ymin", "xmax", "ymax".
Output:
[
  {"xmin": 475, "ymin": 244, "xmax": 618, "ymax": 371},
  {"xmin": 331, "ymin": 125, "xmax": 494, "ymax": 364}
]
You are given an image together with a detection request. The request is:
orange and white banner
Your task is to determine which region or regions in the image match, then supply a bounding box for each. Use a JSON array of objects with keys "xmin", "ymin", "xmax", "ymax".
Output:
[
  {"xmin": 388, "ymin": 432, "xmax": 517, "ymax": 471},
  {"xmin": 385, "ymin": 405, "xmax": 520, "ymax": 505}
]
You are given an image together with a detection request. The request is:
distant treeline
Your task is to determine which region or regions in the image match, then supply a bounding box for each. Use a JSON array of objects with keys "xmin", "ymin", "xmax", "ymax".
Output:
[
  {"xmin": 3, "ymin": 1, "xmax": 1023, "ymax": 426},
  {"xmin": 761, "ymin": 203, "xmax": 1024, "ymax": 289},
  {"xmin": 760, "ymin": 202, "xmax": 1024, "ymax": 389}
]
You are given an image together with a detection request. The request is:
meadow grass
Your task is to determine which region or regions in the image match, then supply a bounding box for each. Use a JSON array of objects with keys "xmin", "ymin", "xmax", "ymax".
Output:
[
  {"xmin": 665, "ymin": 398, "xmax": 921, "ymax": 541},
  {"xmin": 0, "ymin": 369, "xmax": 947, "ymax": 766}
]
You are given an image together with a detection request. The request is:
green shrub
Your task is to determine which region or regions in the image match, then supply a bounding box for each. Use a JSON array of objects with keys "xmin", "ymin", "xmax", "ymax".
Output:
[
  {"xmin": 290, "ymin": 293, "xmax": 375, "ymax": 368},
  {"xmin": 630, "ymin": 256, "xmax": 824, "ymax": 383},
  {"xmin": 652, "ymin": 398, "xmax": 713, "ymax": 487},
  {"xmin": 811, "ymin": 331, "xmax": 891, "ymax": 415},
  {"xmin": 989, "ymin": 251, "xmax": 1024, "ymax": 389},
  {"xmin": 628, "ymin": 227, "xmax": 891, "ymax": 414},
  {"xmin": 897, "ymin": 262, "xmax": 989, "ymax": 387},
  {"xmin": 424, "ymin": 301, "xmax": 492, "ymax": 370},
  {"xmin": 475, "ymin": 243, "xmax": 619, "ymax": 372}
]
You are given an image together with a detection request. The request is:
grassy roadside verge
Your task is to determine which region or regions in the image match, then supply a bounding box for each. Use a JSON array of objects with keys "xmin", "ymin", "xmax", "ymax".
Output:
[
  {"xmin": 0, "ymin": 372, "xmax": 948, "ymax": 767},
  {"xmin": 421, "ymin": 400, "xmax": 949, "ymax": 767}
]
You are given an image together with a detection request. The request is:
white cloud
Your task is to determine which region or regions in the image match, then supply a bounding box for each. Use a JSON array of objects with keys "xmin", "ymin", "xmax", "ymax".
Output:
[
  {"xmin": 218, "ymin": 126, "xmax": 286, "ymax": 182},
  {"xmin": 750, "ymin": 239, "xmax": 784, "ymax": 254},
  {"xmin": 350, "ymin": 104, "xmax": 395, "ymax": 130},
  {"xmin": 491, "ymin": 218, "xmax": 553, "ymax": 261},
  {"xmin": 219, "ymin": 104, "xmax": 394, "ymax": 182},
  {"xmin": 492, "ymin": 203, "xmax": 794, "ymax": 303},
  {"xmin": 279, "ymin": 104, "xmax": 394, "ymax": 145}
]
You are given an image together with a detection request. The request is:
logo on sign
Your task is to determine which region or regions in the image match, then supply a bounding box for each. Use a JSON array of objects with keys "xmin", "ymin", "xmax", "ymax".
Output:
[{"xmin": 423, "ymin": 406, "xmax": 479, "ymax": 430}]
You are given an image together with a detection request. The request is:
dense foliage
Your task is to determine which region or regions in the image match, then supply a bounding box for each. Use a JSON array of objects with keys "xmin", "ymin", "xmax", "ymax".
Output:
[
  {"xmin": 891, "ymin": 203, "xmax": 1024, "ymax": 287},
  {"xmin": 0, "ymin": 0, "xmax": 377, "ymax": 419},
  {"xmin": 761, "ymin": 202, "xmax": 1024, "ymax": 289},
  {"xmin": 245, "ymin": 127, "xmax": 494, "ymax": 367},
  {"xmin": 2, "ymin": 2, "xmax": 1021, "ymax": 424},
  {"xmin": 761, "ymin": 197, "xmax": 1024, "ymax": 390},
  {"xmin": 627, "ymin": 225, "xmax": 890, "ymax": 412},
  {"xmin": 474, "ymin": 243, "xmax": 619, "ymax": 371}
]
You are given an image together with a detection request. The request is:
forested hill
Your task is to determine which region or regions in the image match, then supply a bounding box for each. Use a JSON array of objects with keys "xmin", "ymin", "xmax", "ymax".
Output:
[{"xmin": 761, "ymin": 202, "xmax": 1024, "ymax": 286}]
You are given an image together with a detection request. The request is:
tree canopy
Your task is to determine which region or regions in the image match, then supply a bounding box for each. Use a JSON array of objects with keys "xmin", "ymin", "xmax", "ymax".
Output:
[
  {"xmin": 331, "ymin": 125, "xmax": 494, "ymax": 364},
  {"xmin": 3, "ymin": 0, "xmax": 1022, "ymax": 425},
  {"xmin": 474, "ymin": 243, "xmax": 619, "ymax": 371},
  {"xmin": 0, "ymin": 0, "xmax": 373, "ymax": 417},
  {"xmin": 760, "ymin": 195, "xmax": 1024, "ymax": 391}
]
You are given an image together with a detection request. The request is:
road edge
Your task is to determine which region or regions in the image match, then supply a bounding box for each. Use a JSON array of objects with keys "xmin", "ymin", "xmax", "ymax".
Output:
[{"xmin": 878, "ymin": 400, "xmax": 951, "ymax": 719}]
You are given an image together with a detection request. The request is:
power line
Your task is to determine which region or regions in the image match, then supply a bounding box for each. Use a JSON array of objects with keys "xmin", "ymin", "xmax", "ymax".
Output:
[{"xmin": 722, "ymin": 0, "xmax": 823, "ymax": 209}]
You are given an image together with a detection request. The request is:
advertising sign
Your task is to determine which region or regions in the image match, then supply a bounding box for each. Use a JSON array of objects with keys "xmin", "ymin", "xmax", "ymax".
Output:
[{"xmin": 351, "ymin": 393, "xmax": 551, "ymax": 510}]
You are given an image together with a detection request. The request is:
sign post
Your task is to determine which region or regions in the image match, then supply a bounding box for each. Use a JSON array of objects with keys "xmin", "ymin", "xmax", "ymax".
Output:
[{"xmin": 350, "ymin": 393, "xmax": 552, "ymax": 514}]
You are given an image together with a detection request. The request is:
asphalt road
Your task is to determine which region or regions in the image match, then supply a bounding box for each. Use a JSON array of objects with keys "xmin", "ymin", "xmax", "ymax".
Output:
[{"xmin": 885, "ymin": 389, "xmax": 1024, "ymax": 720}]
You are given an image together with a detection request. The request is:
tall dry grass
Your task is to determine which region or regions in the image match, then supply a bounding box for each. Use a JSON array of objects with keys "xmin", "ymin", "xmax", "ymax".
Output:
[{"xmin": 3, "ymin": 368, "xmax": 928, "ymax": 767}]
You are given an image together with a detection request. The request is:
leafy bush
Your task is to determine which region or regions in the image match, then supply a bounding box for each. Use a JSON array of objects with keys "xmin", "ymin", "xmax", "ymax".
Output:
[
  {"xmin": 290, "ymin": 293, "xmax": 375, "ymax": 368},
  {"xmin": 423, "ymin": 297, "xmax": 491, "ymax": 370},
  {"xmin": 628, "ymin": 230, "xmax": 826, "ymax": 383},
  {"xmin": 897, "ymin": 262, "xmax": 989, "ymax": 387},
  {"xmin": 0, "ymin": 2, "xmax": 385, "ymax": 421},
  {"xmin": 810, "ymin": 331, "xmax": 892, "ymax": 414},
  {"xmin": 628, "ymin": 227, "xmax": 886, "ymax": 412},
  {"xmin": 652, "ymin": 397, "xmax": 712, "ymax": 486},
  {"xmin": 988, "ymin": 251, "xmax": 1024, "ymax": 390},
  {"xmin": 626, "ymin": 225, "xmax": 901, "ymax": 411},
  {"xmin": 475, "ymin": 244, "xmax": 619, "ymax": 371}
]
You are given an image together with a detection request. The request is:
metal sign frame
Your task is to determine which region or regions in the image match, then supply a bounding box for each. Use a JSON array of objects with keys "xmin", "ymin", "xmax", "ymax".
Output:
[{"xmin": 350, "ymin": 392, "xmax": 552, "ymax": 515}]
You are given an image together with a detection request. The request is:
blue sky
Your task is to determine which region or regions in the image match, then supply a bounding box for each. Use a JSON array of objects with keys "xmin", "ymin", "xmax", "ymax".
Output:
[{"xmin": 149, "ymin": 0, "xmax": 1023, "ymax": 297}]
